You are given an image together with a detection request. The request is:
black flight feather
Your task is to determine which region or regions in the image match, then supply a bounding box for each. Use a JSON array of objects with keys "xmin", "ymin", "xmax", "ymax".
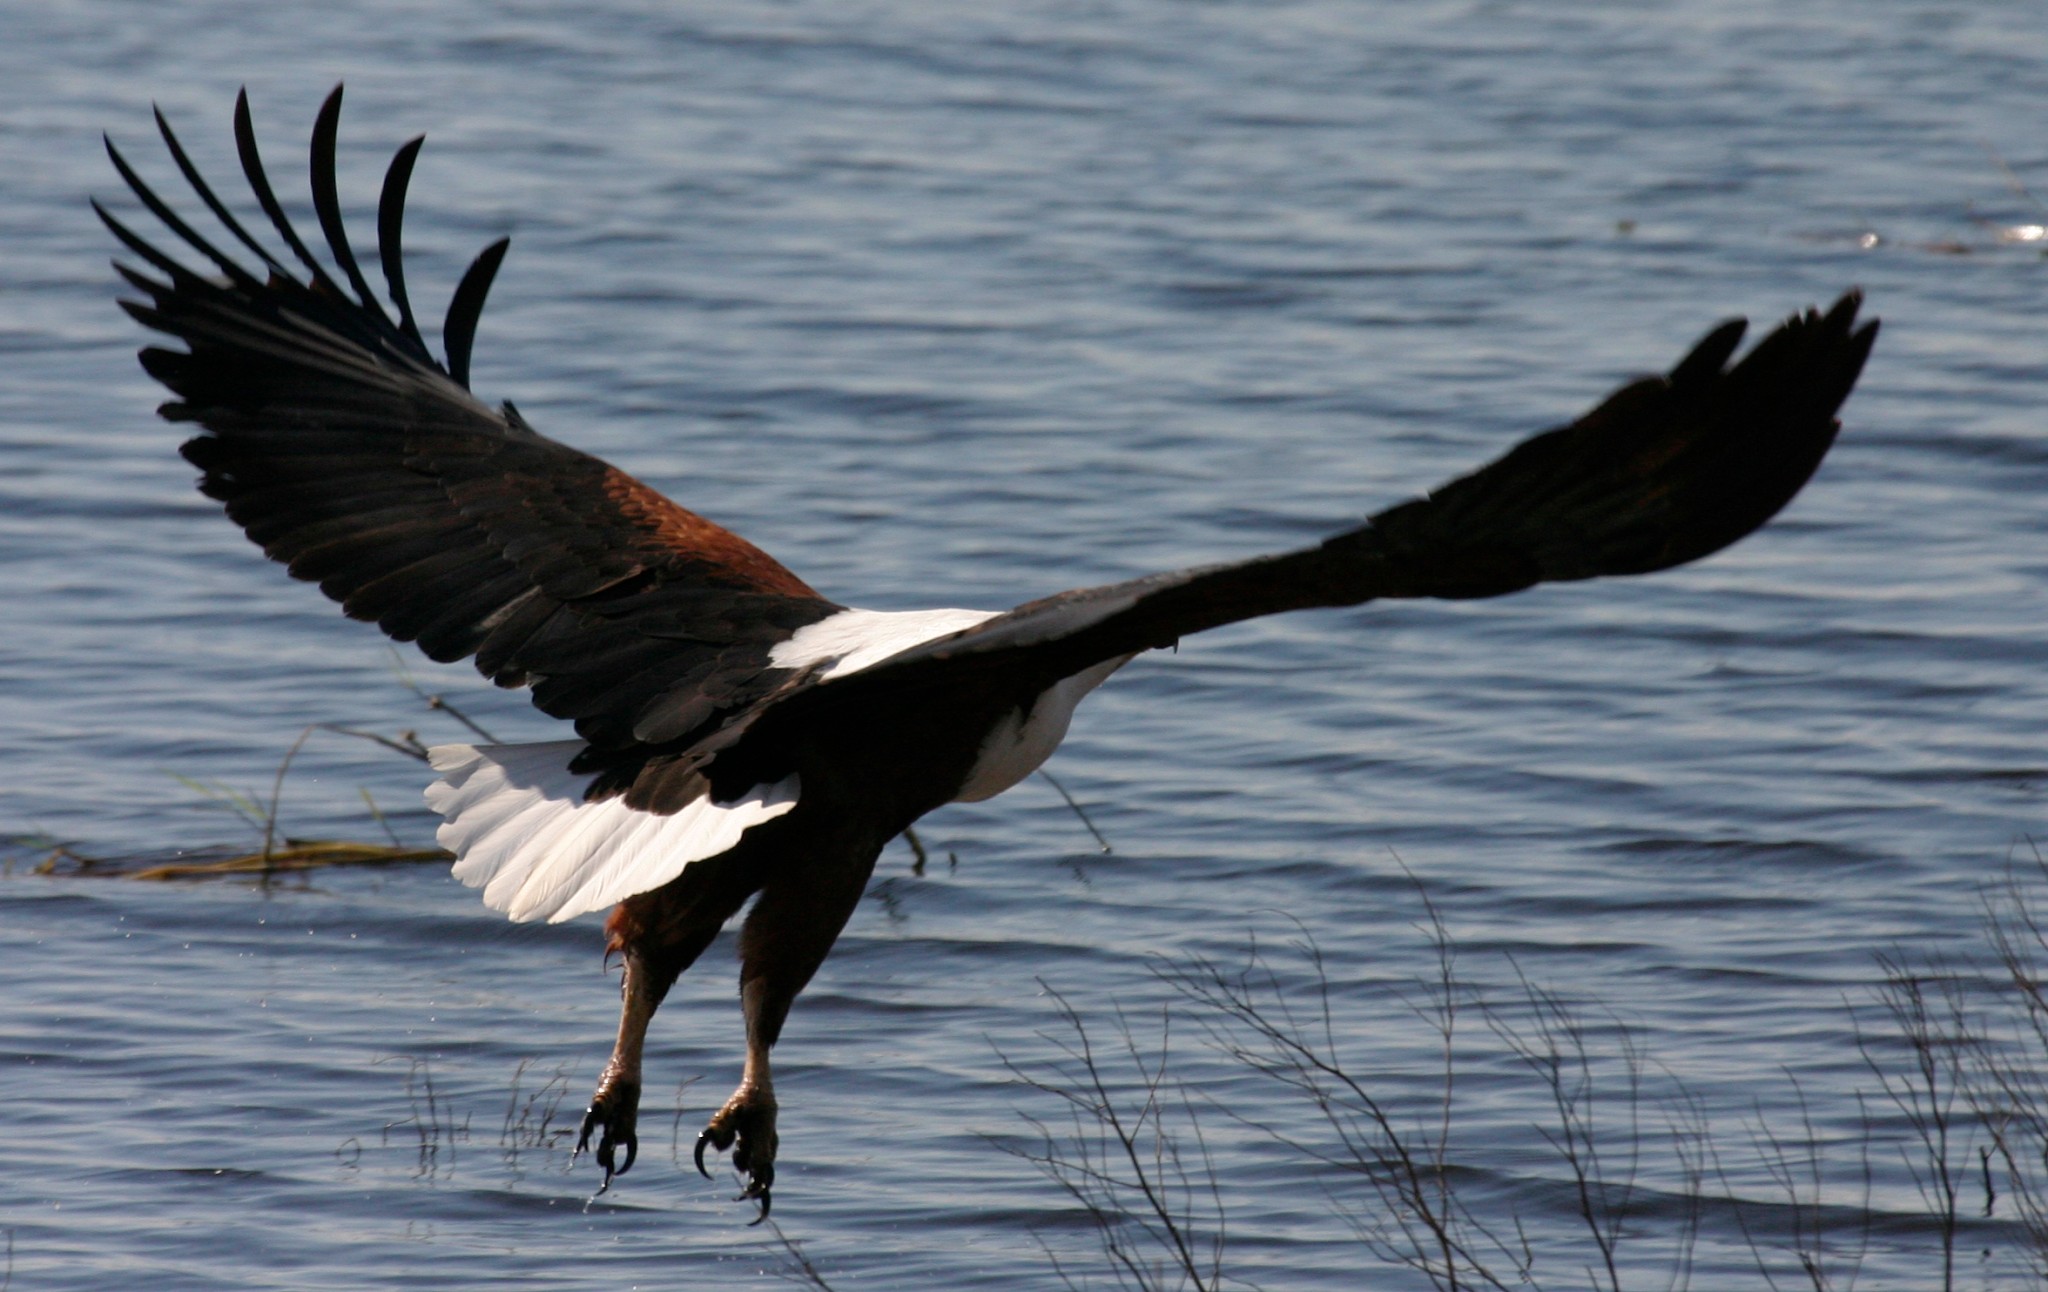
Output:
[
  {"xmin": 377, "ymin": 135, "xmax": 429, "ymax": 355},
  {"xmin": 152, "ymin": 105, "xmax": 288, "ymax": 278},
  {"xmin": 444, "ymin": 236, "xmax": 509, "ymax": 390},
  {"xmin": 102, "ymin": 136, "xmax": 259, "ymax": 292},
  {"xmin": 308, "ymin": 86, "xmax": 386, "ymax": 318},
  {"xmin": 232, "ymin": 89, "xmax": 342, "ymax": 295}
]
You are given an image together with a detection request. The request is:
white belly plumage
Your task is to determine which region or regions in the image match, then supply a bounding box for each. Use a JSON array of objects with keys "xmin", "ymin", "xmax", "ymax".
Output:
[
  {"xmin": 953, "ymin": 654, "xmax": 1132, "ymax": 802},
  {"xmin": 773, "ymin": 605, "xmax": 1130, "ymax": 802}
]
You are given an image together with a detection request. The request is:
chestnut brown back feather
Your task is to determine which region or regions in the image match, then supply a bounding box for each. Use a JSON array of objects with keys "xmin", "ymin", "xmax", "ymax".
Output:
[{"xmin": 600, "ymin": 468, "xmax": 820, "ymax": 600}]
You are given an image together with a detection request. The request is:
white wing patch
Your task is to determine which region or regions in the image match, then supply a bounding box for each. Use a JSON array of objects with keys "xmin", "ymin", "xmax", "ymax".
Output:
[
  {"xmin": 425, "ymin": 740, "xmax": 798, "ymax": 925},
  {"xmin": 770, "ymin": 606, "xmax": 999, "ymax": 680}
]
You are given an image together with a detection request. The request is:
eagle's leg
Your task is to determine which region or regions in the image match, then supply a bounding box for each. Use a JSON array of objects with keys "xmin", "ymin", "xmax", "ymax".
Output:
[
  {"xmin": 579, "ymin": 868, "xmax": 752, "ymax": 1191},
  {"xmin": 575, "ymin": 948, "xmax": 662, "ymax": 1186},
  {"xmin": 696, "ymin": 837, "xmax": 884, "ymax": 1218},
  {"xmin": 693, "ymin": 975, "xmax": 781, "ymax": 1214}
]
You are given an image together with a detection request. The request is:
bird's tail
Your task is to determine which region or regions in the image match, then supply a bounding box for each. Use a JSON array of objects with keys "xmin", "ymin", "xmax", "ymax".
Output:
[{"xmin": 426, "ymin": 741, "xmax": 797, "ymax": 924}]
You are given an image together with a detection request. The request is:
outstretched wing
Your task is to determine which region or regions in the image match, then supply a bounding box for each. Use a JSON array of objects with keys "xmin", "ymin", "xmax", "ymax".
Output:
[
  {"xmin": 101, "ymin": 86, "xmax": 842, "ymax": 801},
  {"xmin": 685, "ymin": 293, "xmax": 1877, "ymax": 787}
]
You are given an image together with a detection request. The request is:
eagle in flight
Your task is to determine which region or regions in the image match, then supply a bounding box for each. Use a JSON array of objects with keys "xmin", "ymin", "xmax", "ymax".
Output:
[{"xmin": 100, "ymin": 87, "xmax": 1876, "ymax": 1217}]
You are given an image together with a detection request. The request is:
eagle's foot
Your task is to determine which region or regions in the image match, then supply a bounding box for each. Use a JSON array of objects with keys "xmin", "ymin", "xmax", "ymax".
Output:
[
  {"xmin": 693, "ymin": 1083, "xmax": 778, "ymax": 1221},
  {"xmin": 574, "ymin": 1075, "xmax": 640, "ymax": 1192}
]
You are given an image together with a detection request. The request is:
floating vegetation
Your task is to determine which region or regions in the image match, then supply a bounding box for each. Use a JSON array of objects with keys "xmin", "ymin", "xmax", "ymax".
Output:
[
  {"xmin": 7, "ymin": 663, "xmax": 481, "ymax": 884},
  {"xmin": 18, "ymin": 837, "xmax": 451, "ymax": 882}
]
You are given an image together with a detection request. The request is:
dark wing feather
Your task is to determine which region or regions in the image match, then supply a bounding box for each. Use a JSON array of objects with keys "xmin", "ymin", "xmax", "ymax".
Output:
[
  {"xmin": 308, "ymin": 87, "xmax": 383, "ymax": 315},
  {"xmin": 442, "ymin": 236, "xmax": 509, "ymax": 389},
  {"xmin": 684, "ymin": 294, "xmax": 1876, "ymax": 790},
  {"xmin": 376, "ymin": 134, "xmax": 430, "ymax": 355},
  {"xmin": 104, "ymin": 87, "xmax": 841, "ymax": 790}
]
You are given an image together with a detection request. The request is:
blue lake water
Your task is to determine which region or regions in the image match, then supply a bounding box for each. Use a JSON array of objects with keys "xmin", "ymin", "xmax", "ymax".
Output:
[{"xmin": 4, "ymin": 2, "xmax": 2048, "ymax": 1287}]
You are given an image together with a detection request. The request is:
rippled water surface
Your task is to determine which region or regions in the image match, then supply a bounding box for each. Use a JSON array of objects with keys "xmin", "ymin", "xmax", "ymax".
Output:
[{"xmin": 5, "ymin": 3, "xmax": 2048, "ymax": 1288}]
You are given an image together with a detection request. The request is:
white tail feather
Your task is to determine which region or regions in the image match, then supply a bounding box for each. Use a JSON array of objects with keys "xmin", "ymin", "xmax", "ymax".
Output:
[{"xmin": 425, "ymin": 740, "xmax": 798, "ymax": 924}]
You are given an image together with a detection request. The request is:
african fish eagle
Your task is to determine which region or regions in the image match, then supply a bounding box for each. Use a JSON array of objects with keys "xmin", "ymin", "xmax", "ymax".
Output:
[{"xmin": 100, "ymin": 86, "xmax": 1877, "ymax": 1217}]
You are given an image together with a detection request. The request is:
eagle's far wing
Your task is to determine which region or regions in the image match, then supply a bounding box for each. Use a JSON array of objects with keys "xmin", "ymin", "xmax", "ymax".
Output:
[
  {"xmin": 102, "ymin": 87, "xmax": 842, "ymax": 777},
  {"xmin": 696, "ymin": 292, "xmax": 1877, "ymax": 768}
]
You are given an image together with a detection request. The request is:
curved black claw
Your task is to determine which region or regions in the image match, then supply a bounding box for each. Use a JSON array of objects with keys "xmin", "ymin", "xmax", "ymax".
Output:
[
  {"xmin": 741, "ymin": 1179, "xmax": 773, "ymax": 1225},
  {"xmin": 574, "ymin": 1081, "xmax": 640, "ymax": 1193},
  {"xmin": 733, "ymin": 1126, "xmax": 775, "ymax": 1222},
  {"xmin": 696, "ymin": 1093, "xmax": 775, "ymax": 1217}
]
